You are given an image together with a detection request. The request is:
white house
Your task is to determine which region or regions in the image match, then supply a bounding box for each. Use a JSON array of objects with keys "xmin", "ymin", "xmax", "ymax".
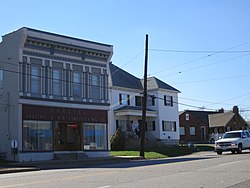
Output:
[{"xmin": 109, "ymin": 63, "xmax": 180, "ymax": 145}]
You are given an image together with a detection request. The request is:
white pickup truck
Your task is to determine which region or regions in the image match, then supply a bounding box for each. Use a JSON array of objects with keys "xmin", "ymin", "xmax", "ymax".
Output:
[{"xmin": 214, "ymin": 130, "xmax": 250, "ymax": 155}]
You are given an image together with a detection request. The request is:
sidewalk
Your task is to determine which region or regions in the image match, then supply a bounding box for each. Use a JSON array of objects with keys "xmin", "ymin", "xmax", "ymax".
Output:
[{"xmin": 0, "ymin": 156, "xmax": 143, "ymax": 174}]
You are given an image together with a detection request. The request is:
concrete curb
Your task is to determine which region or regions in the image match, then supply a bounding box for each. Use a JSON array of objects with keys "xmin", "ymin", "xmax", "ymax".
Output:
[{"xmin": 0, "ymin": 167, "xmax": 40, "ymax": 174}]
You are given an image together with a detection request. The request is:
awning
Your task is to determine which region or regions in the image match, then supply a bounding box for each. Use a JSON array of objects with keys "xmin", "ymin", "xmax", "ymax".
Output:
[{"xmin": 114, "ymin": 106, "xmax": 157, "ymax": 117}]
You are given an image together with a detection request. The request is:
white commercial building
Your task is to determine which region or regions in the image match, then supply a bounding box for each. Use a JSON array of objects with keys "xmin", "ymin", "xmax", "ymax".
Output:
[{"xmin": 0, "ymin": 27, "xmax": 113, "ymax": 161}]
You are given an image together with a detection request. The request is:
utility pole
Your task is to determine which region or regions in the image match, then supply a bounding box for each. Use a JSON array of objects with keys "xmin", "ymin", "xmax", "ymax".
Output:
[{"xmin": 140, "ymin": 34, "xmax": 149, "ymax": 158}]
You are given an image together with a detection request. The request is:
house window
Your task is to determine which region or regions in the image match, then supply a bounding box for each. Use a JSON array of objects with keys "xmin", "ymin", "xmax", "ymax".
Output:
[
  {"xmin": 164, "ymin": 95, "xmax": 173, "ymax": 106},
  {"xmin": 84, "ymin": 123, "xmax": 107, "ymax": 150},
  {"xmin": 119, "ymin": 94, "xmax": 130, "ymax": 105},
  {"xmin": 135, "ymin": 96, "xmax": 142, "ymax": 106},
  {"xmin": 135, "ymin": 95, "xmax": 155, "ymax": 106},
  {"xmin": 147, "ymin": 95, "xmax": 155, "ymax": 106},
  {"xmin": 23, "ymin": 120, "xmax": 53, "ymax": 151},
  {"xmin": 146, "ymin": 121, "xmax": 156, "ymax": 131},
  {"xmin": 53, "ymin": 69, "xmax": 62, "ymax": 96},
  {"xmin": 31, "ymin": 65, "xmax": 41, "ymax": 94},
  {"xmin": 0, "ymin": 68, "xmax": 3, "ymax": 96},
  {"xmin": 186, "ymin": 114, "xmax": 189, "ymax": 121},
  {"xmin": 116, "ymin": 120, "xmax": 128, "ymax": 132},
  {"xmin": 91, "ymin": 73, "xmax": 100, "ymax": 100},
  {"xmin": 73, "ymin": 71, "xmax": 81, "ymax": 97},
  {"xmin": 162, "ymin": 121, "xmax": 176, "ymax": 132},
  {"xmin": 190, "ymin": 126, "xmax": 196, "ymax": 135},
  {"xmin": 180, "ymin": 127, "xmax": 185, "ymax": 135}
]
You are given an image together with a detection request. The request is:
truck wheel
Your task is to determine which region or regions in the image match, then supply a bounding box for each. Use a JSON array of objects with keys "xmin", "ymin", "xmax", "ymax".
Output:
[
  {"xmin": 231, "ymin": 150, "xmax": 236, "ymax": 154},
  {"xmin": 217, "ymin": 151, "xmax": 222, "ymax": 155},
  {"xmin": 237, "ymin": 144, "xmax": 242, "ymax": 154}
]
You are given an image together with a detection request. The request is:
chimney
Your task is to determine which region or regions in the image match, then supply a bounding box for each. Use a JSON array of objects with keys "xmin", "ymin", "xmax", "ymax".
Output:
[
  {"xmin": 218, "ymin": 108, "xmax": 224, "ymax": 113},
  {"xmin": 233, "ymin": 106, "xmax": 239, "ymax": 114}
]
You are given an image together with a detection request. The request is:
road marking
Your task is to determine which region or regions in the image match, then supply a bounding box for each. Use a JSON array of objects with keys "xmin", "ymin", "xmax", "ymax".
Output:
[
  {"xmin": 96, "ymin": 186, "xmax": 111, "ymax": 188},
  {"xmin": 217, "ymin": 160, "xmax": 243, "ymax": 166}
]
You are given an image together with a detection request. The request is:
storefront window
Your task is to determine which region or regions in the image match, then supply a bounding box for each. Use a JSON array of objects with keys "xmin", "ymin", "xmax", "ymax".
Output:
[
  {"xmin": 23, "ymin": 120, "xmax": 53, "ymax": 151},
  {"xmin": 84, "ymin": 123, "xmax": 107, "ymax": 150}
]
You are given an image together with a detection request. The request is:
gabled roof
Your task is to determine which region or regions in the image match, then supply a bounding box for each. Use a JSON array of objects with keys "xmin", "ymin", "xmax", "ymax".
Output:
[
  {"xmin": 109, "ymin": 63, "xmax": 143, "ymax": 90},
  {"xmin": 143, "ymin": 77, "xmax": 180, "ymax": 93},
  {"xmin": 109, "ymin": 64, "xmax": 180, "ymax": 93},
  {"xmin": 208, "ymin": 111, "xmax": 235, "ymax": 128},
  {"xmin": 183, "ymin": 110, "xmax": 219, "ymax": 124}
]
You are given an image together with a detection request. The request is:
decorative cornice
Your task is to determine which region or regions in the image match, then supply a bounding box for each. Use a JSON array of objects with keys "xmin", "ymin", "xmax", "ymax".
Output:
[{"xmin": 23, "ymin": 50, "xmax": 107, "ymax": 68}]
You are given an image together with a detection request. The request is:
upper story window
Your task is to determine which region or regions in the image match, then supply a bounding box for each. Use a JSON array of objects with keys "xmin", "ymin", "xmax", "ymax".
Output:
[
  {"xmin": 31, "ymin": 65, "xmax": 41, "ymax": 94},
  {"xmin": 164, "ymin": 95, "xmax": 173, "ymax": 106},
  {"xmin": 135, "ymin": 96, "xmax": 142, "ymax": 106},
  {"xmin": 119, "ymin": 94, "xmax": 130, "ymax": 105},
  {"xmin": 91, "ymin": 73, "xmax": 100, "ymax": 100},
  {"xmin": 147, "ymin": 95, "xmax": 155, "ymax": 106},
  {"xmin": 135, "ymin": 95, "xmax": 155, "ymax": 106},
  {"xmin": 162, "ymin": 121, "xmax": 176, "ymax": 132},
  {"xmin": 73, "ymin": 71, "xmax": 81, "ymax": 97},
  {"xmin": 186, "ymin": 114, "xmax": 190, "ymax": 121},
  {"xmin": 53, "ymin": 68, "xmax": 62, "ymax": 96},
  {"xmin": 0, "ymin": 68, "xmax": 3, "ymax": 96}
]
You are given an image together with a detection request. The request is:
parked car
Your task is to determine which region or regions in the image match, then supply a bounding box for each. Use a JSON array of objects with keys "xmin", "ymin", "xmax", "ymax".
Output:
[{"xmin": 214, "ymin": 130, "xmax": 250, "ymax": 155}]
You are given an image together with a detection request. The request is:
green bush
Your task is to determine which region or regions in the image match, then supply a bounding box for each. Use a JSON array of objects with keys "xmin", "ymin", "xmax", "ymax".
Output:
[{"xmin": 111, "ymin": 128, "xmax": 125, "ymax": 151}]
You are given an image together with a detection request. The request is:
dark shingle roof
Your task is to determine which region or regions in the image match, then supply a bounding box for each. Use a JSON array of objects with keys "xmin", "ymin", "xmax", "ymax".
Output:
[{"xmin": 109, "ymin": 63, "xmax": 143, "ymax": 90}]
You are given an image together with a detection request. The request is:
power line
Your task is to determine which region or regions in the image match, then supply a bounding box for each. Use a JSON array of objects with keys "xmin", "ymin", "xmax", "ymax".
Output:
[
  {"xmin": 179, "ymin": 93, "xmax": 250, "ymax": 108},
  {"xmin": 150, "ymin": 49, "xmax": 250, "ymax": 53},
  {"xmin": 172, "ymin": 74, "xmax": 250, "ymax": 85},
  {"xmin": 149, "ymin": 41, "xmax": 250, "ymax": 76},
  {"xmin": 110, "ymin": 50, "xmax": 144, "ymax": 76},
  {"xmin": 162, "ymin": 53, "xmax": 250, "ymax": 77},
  {"xmin": 0, "ymin": 49, "xmax": 144, "ymax": 78}
]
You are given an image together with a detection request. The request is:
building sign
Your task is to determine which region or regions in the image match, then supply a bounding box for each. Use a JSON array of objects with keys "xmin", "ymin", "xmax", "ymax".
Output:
[{"xmin": 22, "ymin": 105, "xmax": 107, "ymax": 123}]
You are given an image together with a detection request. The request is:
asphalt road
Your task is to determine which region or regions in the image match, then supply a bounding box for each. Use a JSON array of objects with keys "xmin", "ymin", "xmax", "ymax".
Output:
[{"xmin": 0, "ymin": 151, "xmax": 250, "ymax": 188}]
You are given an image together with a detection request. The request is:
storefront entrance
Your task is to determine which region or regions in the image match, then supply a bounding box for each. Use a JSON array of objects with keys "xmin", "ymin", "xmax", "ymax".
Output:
[{"xmin": 54, "ymin": 123, "xmax": 82, "ymax": 151}]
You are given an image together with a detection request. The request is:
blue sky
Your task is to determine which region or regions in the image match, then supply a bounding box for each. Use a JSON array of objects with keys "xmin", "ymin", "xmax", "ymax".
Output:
[{"xmin": 1, "ymin": 0, "xmax": 250, "ymax": 119}]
